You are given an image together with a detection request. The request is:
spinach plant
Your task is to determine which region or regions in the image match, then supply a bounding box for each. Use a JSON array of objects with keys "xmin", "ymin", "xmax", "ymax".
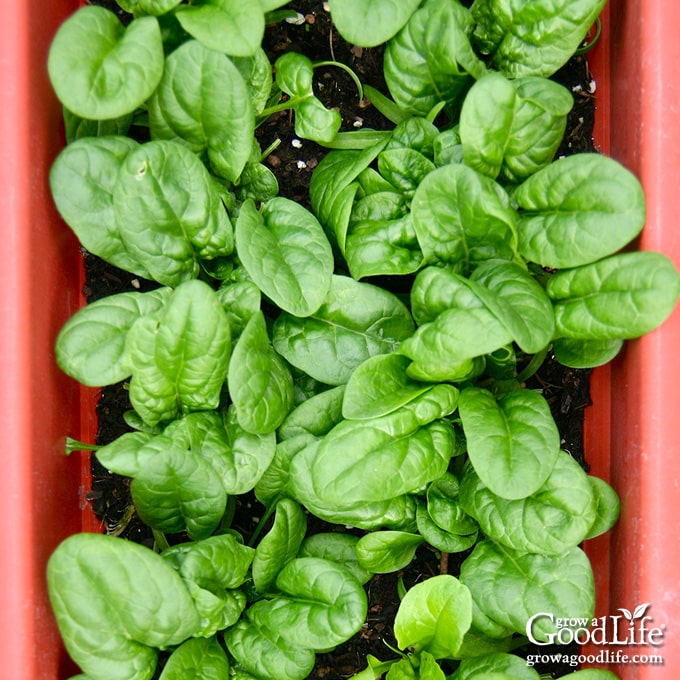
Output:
[{"xmin": 46, "ymin": 0, "xmax": 680, "ymax": 678}]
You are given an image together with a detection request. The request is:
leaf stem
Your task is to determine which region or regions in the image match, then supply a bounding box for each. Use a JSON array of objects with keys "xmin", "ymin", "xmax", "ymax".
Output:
[
  {"xmin": 152, "ymin": 529, "xmax": 171, "ymax": 553},
  {"xmin": 516, "ymin": 346, "xmax": 550, "ymax": 383},
  {"xmin": 65, "ymin": 436, "xmax": 99, "ymax": 456},
  {"xmin": 313, "ymin": 60, "xmax": 364, "ymax": 103},
  {"xmin": 247, "ymin": 498, "xmax": 279, "ymax": 547}
]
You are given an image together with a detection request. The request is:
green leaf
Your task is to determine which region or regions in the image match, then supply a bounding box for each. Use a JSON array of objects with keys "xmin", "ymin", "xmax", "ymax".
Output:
[
  {"xmin": 274, "ymin": 52, "xmax": 342, "ymax": 144},
  {"xmin": 49, "ymin": 136, "xmax": 148, "ymax": 277},
  {"xmin": 48, "ymin": 7, "xmax": 164, "ymax": 119},
  {"xmin": 416, "ymin": 501, "xmax": 478, "ymax": 554},
  {"xmin": 547, "ymin": 251, "xmax": 680, "ymax": 339},
  {"xmin": 126, "ymin": 280, "xmax": 231, "ymax": 426},
  {"xmin": 47, "ymin": 534, "xmax": 199, "ymax": 680},
  {"xmin": 309, "ymin": 387, "xmax": 459, "ymax": 504},
  {"xmin": 224, "ymin": 619, "xmax": 315, "ymax": 680},
  {"xmin": 393, "ymin": 575, "xmax": 473, "ymax": 659},
  {"xmin": 94, "ymin": 431, "xmax": 155, "ymax": 478},
  {"xmin": 460, "ymin": 72, "xmax": 572, "ymax": 182},
  {"xmin": 471, "ymin": 0, "xmax": 607, "ymax": 77},
  {"xmin": 458, "ymin": 387, "xmax": 560, "ymax": 500},
  {"xmin": 383, "ymin": 2, "xmax": 481, "ymax": 116},
  {"xmin": 252, "ymin": 498, "xmax": 307, "ymax": 594},
  {"xmin": 450, "ymin": 652, "xmax": 540, "ymax": 680},
  {"xmin": 148, "ymin": 40, "xmax": 254, "ymax": 182},
  {"xmin": 247, "ymin": 557, "xmax": 368, "ymax": 651},
  {"xmin": 514, "ymin": 154, "xmax": 646, "ymax": 268},
  {"xmin": 113, "ymin": 140, "xmax": 233, "ymax": 287},
  {"xmin": 553, "ymin": 337, "xmax": 624, "ymax": 369},
  {"xmin": 130, "ymin": 435, "xmax": 227, "ymax": 539},
  {"xmin": 300, "ymin": 533, "xmax": 374, "ymax": 585},
  {"xmin": 215, "ymin": 281, "xmax": 262, "ymax": 340},
  {"xmin": 411, "ymin": 163, "xmax": 517, "ymax": 272},
  {"xmin": 278, "ymin": 385, "xmax": 346, "ymax": 440},
  {"xmin": 228, "ymin": 310, "xmax": 295, "ymax": 434},
  {"xmin": 343, "ymin": 353, "xmax": 447, "ymax": 420},
  {"xmin": 117, "ymin": 0, "xmax": 182, "ymax": 15},
  {"xmin": 584, "ymin": 476, "xmax": 621, "ymax": 540},
  {"xmin": 355, "ymin": 531, "xmax": 424, "ymax": 574},
  {"xmin": 159, "ymin": 637, "xmax": 229, "ymax": 679},
  {"xmin": 163, "ymin": 408, "xmax": 277, "ymax": 495},
  {"xmin": 235, "ymin": 198, "xmax": 333, "ymax": 317},
  {"xmin": 327, "ymin": 0, "xmax": 421, "ymax": 47},
  {"xmin": 162, "ymin": 534, "xmax": 253, "ymax": 635},
  {"xmin": 273, "ymin": 275, "xmax": 415, "ymax": 386},
  {"xmin": 175, "ymin": 0, "xmax": 265, "ymax": 57},
  {"xmin": 460, "ymin": 451, "xmax": 597, "ymax": 555},
  {"xmin": 469, "ymin": 259, "xmax": 555, "ymax": 353},
  {"xmin": 460, "ymin": 541, "xmax": 595, "ymax": 641},
  {"xmin": 398, "ymin": 308, "xmax": 511, "ymax": 383},
  {"xmin": 289, "ymin": 439, "xmax": 418, "ymax": 530},
  {"xmin": 55, "ymin": 287, "xmax": 171, "ymax": 387},
  {"xmin": 426, "ymin": 474, "xmax": 478, "ymax": 536}
]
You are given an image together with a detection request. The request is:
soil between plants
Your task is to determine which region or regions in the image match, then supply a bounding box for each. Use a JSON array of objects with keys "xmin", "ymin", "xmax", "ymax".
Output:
[{"xmin": 83, "ymin": 1, "xmax": 599, "ymax": 677}]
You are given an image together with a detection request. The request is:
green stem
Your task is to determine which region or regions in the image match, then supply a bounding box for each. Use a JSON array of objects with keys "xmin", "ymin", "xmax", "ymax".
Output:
[
  {"xmin": 313, "ymin": 60, "xmax": 364, "ymax": 103},
  {"xmin": 247, "ymin": 498, "xmax": 279, "ymax": 547},
  {"xmin": 65, "ymin": 436, "xmax": 100, "ymax": 456},
  {"xmin": 152, "ymin": 529, "xmax": 171, "ymax": 553},
  {"xmin": 575, "ymin": 17, "xmax": 602, "ymax": 55},
  {"xmin": 259, "ymin": 137, "xmax": 282, "ymax": 162},
  {"xmin": 516, "ymin": 345, "xmax": 550, "ymax": 383},
  {"xmin": 321, "ymin": 129, "xmax": 392, "ymax": 150},
  {"xmin": 363, "ymin": 84, "xmax": 409, "ymax": 125}
]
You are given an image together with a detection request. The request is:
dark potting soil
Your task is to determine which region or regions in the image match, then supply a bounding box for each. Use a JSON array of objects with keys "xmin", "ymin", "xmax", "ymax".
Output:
[{"xmin": 82, "ymin": 1, "xmax": 599, "ymax": 677}]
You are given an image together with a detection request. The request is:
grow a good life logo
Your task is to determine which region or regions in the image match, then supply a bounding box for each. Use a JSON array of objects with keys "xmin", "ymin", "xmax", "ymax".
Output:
[{"xmin": 525, "ymin": 603, "xmax": 666, "ymax": 668}]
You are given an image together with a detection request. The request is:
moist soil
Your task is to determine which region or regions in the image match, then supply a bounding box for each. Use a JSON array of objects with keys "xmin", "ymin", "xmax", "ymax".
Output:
[{"xmin": 83, "ymin": 1, "xmax": 599, "ymax": 677}]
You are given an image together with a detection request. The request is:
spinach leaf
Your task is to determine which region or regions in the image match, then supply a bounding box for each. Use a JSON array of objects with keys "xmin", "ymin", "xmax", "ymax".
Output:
[
  {"xmin": 47, "ymin": 534, "xmax": 199, "ymax": 680},
  {"xmin": 235, "ymin": 198, "xmax": 333, "ymax": 317},
  {"xmin": 514, "ymin": 154, "xmax": 646, "ymax": 268},
  {"xmin": 252, "ymin": 498, "xmax": 307, "ymax": 594},
  {"xmin": 273, "ymin": 275, "xmax": 415, "ymax": 385},
  {"xmin": 460, "ymin": 451, "xmax": 598, "ymax": 555},
  {"xmin": 174, "ymin": 0, "xmax": 265, "ymax": 57},
  {"xmin": 552, "ymin": 338, "xmax": 624, "ymax": 369},
  {"xmin": 49, "ymin": 136, "xmax": 149, "ymax": 277},
  {"xmin": 458, "ymin": 387, "xmax": 560, "ymax": 500},
  {"xmin": 163, "ymin": 408, "xmax": 277, "ymax": 495},
  {"xmin": 342, "ymin": 353, "xmax": 446, "ymax": 420},
  {"xmin": 159, "ymin": 637, "xmax": 230, "ymax": 679},
  {"xmin": 278, "ymin": 385, "xmax": 346, "ymax": 440},
  {"xmin": 450, "ymin": 652, "xmax": 540, "ymax": 680},
  {"xmin": 411, "ymin": 163, "xmax": 518, "ymax": 273},
  {"xmin": 308, "ymin": 386, "xmax": 459, "ymax": 504},
  {"xmin": 383, "ymin": 1, "xmax": 483, "ymax": 116},
  {"xmin": 460, "ymin": 541, "xmax": 595, "ymax": 641},
  {"xmin": 459, "ymin": 72, "xmax": 573, "ymax": 182},
  {"xmin": 228, "ymin": 310, "xmax": 294, "ymax": 434},
  {"xmin": 113, "ymin": 140, "xmax": 234, "ymax": 286},
  {"xmin": 148, "ymin": 40, "xmax": 254, "ymax": 182},
  {"xmin": 55, "ymin": 287, "xmax": 171, "ymax": 387},
  {"xmin": 393, "ymin": 575, "xmax": 472, "ymax": 660},
  {"xmin": 162, "ymin": 534, "xmax": 253, "ymax": 635},
  {"xmin": 224, "ymin": 619, "xmax": 315, "ymax": 680},
  {"xmin": 126, "ymin": 279, "xmax": 231, "ymax": 426},
  {"xmin": 585, "ymin": 476, "xmax": 621, "ymax": 540},
  {"xmin": 116, "ymin": 0, "xmax": 183, "ymax": 14},
  {"xmin": 47, "ymin": 6, "xmax": 164, "ymax": 119},
  {"xmin": 356, "ymin": 531, "xmax": 424, "ymax": 574},
  {"xmin": 470, "ymin": 0, "xmax": 607, "ymax": 77},
  {"xmin": 247, "ymin": 557, "xmax": 368, "ymax": 650},
  {"xmin": 469, "ymin": 259, "xmax": 555, "ymax": 354},
  {"xmin": 328, "ymin": 0, "xmax": 420, "ymax": 47},
  {"xmin": 128, "ymin": 435, "xmax": 228, "ymax": 539},
  {"xmin": 547, "ymin": 251, "xmax": 680, "ymax": 339},
  {"xmin": 274, "ymin": 52, "xmax": 342, "ymax": 145},
  {"xmin": 300, "ymin": 533, "xmax": 374, "ymax": 585}
]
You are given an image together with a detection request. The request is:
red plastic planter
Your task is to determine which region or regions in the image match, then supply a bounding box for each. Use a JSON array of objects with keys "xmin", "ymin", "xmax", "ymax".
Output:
[
  {"xmin": 0, "ymin": 1, "xmax": 99, "ymax": 678},
  {"xmin": 0, "ymin": 2, "xmax": 677, "ymax": 678},
  {"xmin": 584, "ymin": 1, "xmax": 680, "ymax": 676}
]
